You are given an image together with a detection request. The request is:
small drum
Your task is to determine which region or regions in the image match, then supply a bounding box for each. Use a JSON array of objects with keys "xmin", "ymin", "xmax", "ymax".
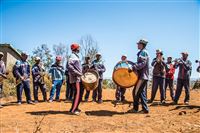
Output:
[
  {"xmin": 81, "ymin": 69, "xmax": 99, "ymax": 91},
  {"xmin": 112, "ymin": 61, "xmax": 138, "ymax": 88}
]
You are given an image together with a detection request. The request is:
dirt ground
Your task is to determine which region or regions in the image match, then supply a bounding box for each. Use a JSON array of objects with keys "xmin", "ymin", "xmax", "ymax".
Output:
[{"xmin": 0, "ymin": 88, "xmax": 200, "ymax": 133}]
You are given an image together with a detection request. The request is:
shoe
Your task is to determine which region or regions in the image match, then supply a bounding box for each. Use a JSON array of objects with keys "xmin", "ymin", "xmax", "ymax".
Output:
[
  {"xmin": 161, "ymin": 100, "xmax": 166, "ymax": 104},
  {"xmin": 147, "ymin": 100, "xmax": 153, "ymax": 104},
  {"xmin": 27, "ymin": 101, "xmax": 35, "ymax": 105},
  {"xmin": 97, "ymin": 99, "xmax": 103, "ymax": 104},
  {"xmin": 172, "ymin": 101, "xmax": 178, "ymax": 105},
  {"xmin": 49, "ymin": 99, "xmax": 53, "ymax": 103},
  {"xmin": 92, "ymin": 99, "xmax": 96, "ymax": 102},
  {"xmin": 184, "ymin": 101, "xmax": 189, "ymax": 105},
  {"xmin": 85, "ymin": 99, "xmax": 88, "ymax": 102},
  {"xmin": 43, "ymin": 100, "xmax": 48, "ymax": 102},
  {"xmin": 77, "ymin": 109, "xmax": 81, "ymax": 112},
  {"xmin": 128, "ymin": 109, "xmax": 138, "ymax": 113},
  {"xmin": 71, "ymin": 110, "xmax": 81, "ymax": 116},
  {"xmin": 56, "ymin": 99, "xmax": 61, "ymax": 102},
  {"xmin": 139, "ymin": 110, "xmax": 149, "ymax": 114},
  {"xmin": 34, "ymin": 100, "xmax": 39, "ymax": 103},
  {"xmin": 17, "ymin": 101, "xmax": 22, "ymax": 105}
]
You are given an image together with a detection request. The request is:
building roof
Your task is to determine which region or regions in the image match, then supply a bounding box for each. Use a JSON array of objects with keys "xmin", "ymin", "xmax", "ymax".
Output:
[{"xmin": 0, "ymin": 43, "xmax": 21, "ymax": 57}]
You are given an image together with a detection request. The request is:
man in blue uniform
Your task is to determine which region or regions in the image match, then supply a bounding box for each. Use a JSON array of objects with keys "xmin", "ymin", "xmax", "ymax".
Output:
[
  {"xmin": 149, "ymin": 49, "xmax": 166, "ymax": 104},
  {"xmin": 114, "ymin": 55, "xmax": 129, "ymax": 103},
  {"xmin": 82, "ymin": 56, "xmax": 91, "ymax": 102},
  {"xmin": 173, "ymin": 52, "xmax": 192, "ymax": 105},
  {"xmin": 92, "ymin": 53, "xmax": 106, "ymax": 104},
  {"xmin": 0, "ymin": 52, "xmax": 6, "ymax": 108},
  {"xmin": 49, "ymin": 56, "xmax": 65, "ymax": 102},
  {"xmin": 128, "ymin": 39, "xmax": 149, "ymax": 114},
  {"xmin": 14, "ymin": 52, "xmax": 34, "ymax": 105},
  {"xmin": 32, "ymin": 57, "xmax": 47, "ymax": 103}
]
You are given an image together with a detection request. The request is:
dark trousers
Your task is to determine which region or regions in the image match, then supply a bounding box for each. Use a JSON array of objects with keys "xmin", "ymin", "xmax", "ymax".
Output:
[
  {"xmin": 33, "ymin": 82, "xmax": 47, "ymax": 101},
  {"xmin": 84, "ymin": 90, "xmax": 90, "ymax": 100},
  {"xmin": 174, "ymin": 79, "xmax": 190, "ymax": 103},
  {"xmin": 133, "ymin": 79, "xmax": 149, "ymax": 111},
  {"xmin": 115, "ymin": 86, "xmax": 126, "ymax": 101},
  {"xmin": 66, "ymin": 78, "xmax": 73, "ymax": 100},
  {"xmin": 70, "ymin": 82, "xmax": 82, "ymax": 112},
  {"xmin": 0, "ymin": 84, "xmax": 2, "ymax": 105},
  {"xmin": 79, "ymin": 82, "xmax": 85, "ymax": 102},
  {"xmin": 17, "ymin": 80, "xmax": 32, "ymax": 103},
  {"xmin": 92, "ymin": 79, "xmax": 103, "ymax": 101},
  {"xmin": 165, "ymin": 78, "xmax": 174, "ymax": 100},
  {"xmin": 0, "ymin": 84, "xmax": 3, "ymax": 99},
  {"xmin": 150, "ymin": 76, "xmax": 165, "ymax": 102}
]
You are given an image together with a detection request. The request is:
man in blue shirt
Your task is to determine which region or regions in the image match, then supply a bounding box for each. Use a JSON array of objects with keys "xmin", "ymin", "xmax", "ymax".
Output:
[
  {"xmin": 32, "ymin": 57, "xmax": 47, "ymax": 103},
  {"xmin": 91, "ymin": 53, "xmax": 106, "ymax": 104},
  {"xmin": 49, "ymin": 56, "xmax": 65, "ymax": 102},
  {"xmin": 173, "ymin": 52, "xmax": 192, "ymax": 105},
  {"xmin": 114, "ymin": 55, "xmax": 130, "ymax": 103},
  {"xmin": 0, "ymin": 52, "xmax": 6, "ymax": 108},
  {"xmin": 14, "ymin": 52, "xmax": 34, "ymax": 105},
  {"xmin": 128, "ymin": 39, "xmax": 149, "ymax": 114}
]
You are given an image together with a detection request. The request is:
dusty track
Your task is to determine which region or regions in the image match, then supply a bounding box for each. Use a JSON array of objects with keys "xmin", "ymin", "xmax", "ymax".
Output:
[{"xmin": 1, "ymin": 88, "xmax": 200, "ymax": 133}]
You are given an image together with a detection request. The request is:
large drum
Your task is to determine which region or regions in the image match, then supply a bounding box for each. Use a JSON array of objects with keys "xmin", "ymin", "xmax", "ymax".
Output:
[
  {"xmin": 112, "ymin": 61, "xmax": 138, "ymax": 88},
  {"xmin": 81, "ymin": 69, "xmax": 99, "ymax": 91}
]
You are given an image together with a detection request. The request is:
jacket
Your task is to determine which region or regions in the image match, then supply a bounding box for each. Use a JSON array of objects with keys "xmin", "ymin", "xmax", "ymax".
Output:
[
  {"xmin": 68, "ymin": 52, "xmax": 82, "ymax": 83},
  {"xmin": 132, "ymin": 49, "xmax": 149, "ymax": 80}
]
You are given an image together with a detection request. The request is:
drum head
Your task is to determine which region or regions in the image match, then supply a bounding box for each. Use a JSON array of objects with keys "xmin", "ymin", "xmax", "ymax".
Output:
[
  {"xmin": 112, "ymin": 68, "xmax": 138, "ymax": 88},
  {"xmin": 81, "ymin": 69, "xmax": 99, "ymax": 91}
]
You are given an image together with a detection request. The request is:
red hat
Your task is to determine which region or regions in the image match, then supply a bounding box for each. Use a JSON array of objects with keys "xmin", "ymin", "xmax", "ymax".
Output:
[
  {"xmin": 71, "ymin": 43, "xmax": 80, "ymax": 51},
  {"xmin": 56, "ymin": 56, "xmax": 62, "ymax": 61}
]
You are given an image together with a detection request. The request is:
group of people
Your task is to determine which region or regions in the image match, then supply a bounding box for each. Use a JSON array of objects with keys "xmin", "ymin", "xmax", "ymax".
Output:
[
  {"xmin": 0, "ymin": 39, "xmax": 199, "ymax": 115},
  {"xmin": 114, "ymin": 39, "xmax": 195, "ymax": 114},
  {"xmin": 0, "ymin": 44, "xmax": 106, "ymax": 115}
]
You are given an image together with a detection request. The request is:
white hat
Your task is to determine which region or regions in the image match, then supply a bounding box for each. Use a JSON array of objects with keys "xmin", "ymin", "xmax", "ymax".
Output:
[
  {"xmin": 121, "ymin": 54, "xmax": 127, "ymax": 58},
  {"xmin": 96, "ymin": 53, "xmax": 101, "ymax": 56},
  {"xmin": 35, "ymin": 56, "xmax": 41, "ymax": 61}
]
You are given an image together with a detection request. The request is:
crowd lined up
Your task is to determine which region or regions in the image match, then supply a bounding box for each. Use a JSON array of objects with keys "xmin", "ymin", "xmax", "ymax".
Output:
[{"xmin": 0, "ymin": 39, "xmax": 200, "ymax": 115}]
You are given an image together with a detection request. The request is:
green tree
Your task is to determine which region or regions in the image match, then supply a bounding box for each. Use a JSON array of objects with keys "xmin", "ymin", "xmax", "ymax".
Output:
[{"xmin": 32, "ymin": 44, "xmax": 53, "ymax": 70}]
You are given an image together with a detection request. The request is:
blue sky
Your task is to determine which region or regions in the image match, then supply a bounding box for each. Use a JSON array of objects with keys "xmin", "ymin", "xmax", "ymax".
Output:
[{"xmin": 0, "ymin": 0, "xmax": 199, "ymax": 79}]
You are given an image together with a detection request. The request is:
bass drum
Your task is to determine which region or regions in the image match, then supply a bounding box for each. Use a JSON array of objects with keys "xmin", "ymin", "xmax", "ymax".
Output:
[
  {"xmin": 81, "ymin": 69, "xmax": 99, "ymax": 91},
  {"xmin": 112, "ymin": 61, "xmax": 138, "ymax": 88}
]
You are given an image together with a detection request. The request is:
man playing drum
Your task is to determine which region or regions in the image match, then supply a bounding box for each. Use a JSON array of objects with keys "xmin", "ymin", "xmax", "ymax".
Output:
[
  {"xmin": 114, "ymin": 54, "xmax": 130, "ymax": 103},
  {"xmin": 128, "ymin": 39, "xmax": 149, "ymax": 114},
  {"xmin": 91, "ymin": 53, "xmax": 106, "ymax": 104},
  {"xmin": 82, "ymin": 56, "xmax": 92, "ymax": 102}
]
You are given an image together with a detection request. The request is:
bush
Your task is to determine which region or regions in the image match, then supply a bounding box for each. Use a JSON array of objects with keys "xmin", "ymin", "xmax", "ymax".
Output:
[{"xmin": 103, "ymin": 79, "xmax": 117, "ymax": 89}]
